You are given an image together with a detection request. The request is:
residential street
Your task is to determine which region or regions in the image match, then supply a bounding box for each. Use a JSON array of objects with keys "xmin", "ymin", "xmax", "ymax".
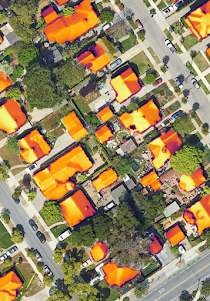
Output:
[
  {"xmin": 138, "ymin": 250, "xmax": 210, "ymax": 301},
  {"xmin": 0, "ymin": 181, "xmax": 63, "ymax": 282},
  {"xmin": 124, "ymin": 0, "xmax": 210, "ymax": 130}
]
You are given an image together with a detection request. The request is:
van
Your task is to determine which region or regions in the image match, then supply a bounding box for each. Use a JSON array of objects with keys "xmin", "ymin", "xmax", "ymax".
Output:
[{"xmin": 58, "ymin": 229, "xmax": 71, "ymax": 241}]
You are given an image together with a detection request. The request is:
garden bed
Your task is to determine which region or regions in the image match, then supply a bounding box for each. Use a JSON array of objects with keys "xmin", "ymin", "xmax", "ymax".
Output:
[
  {"xmin": 170, "ymin": 21, "xmax": 185, "ymax": 35},
  {"xmin": 163, "ymin": 101, "xmax": 181, "ymax": 117}
]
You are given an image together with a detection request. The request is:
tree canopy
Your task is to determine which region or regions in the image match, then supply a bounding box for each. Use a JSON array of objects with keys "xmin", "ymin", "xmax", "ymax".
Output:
[
  {"xmin": 200, "ymin": 186, "xmax": 210, "ymax": 197},
  {"xmin": 5, "ymin": 87, "xmax": 22, "ymax": 100},
  {"xmin": 0, "ymin": 164, "xmax": 9, "ymax": 183},
  {"xmin": 62, "ymin": 258, "xmax": 81, "ymax": 285},
  {"xmin": 23, "ymin": 63, "xmax": 61, "ymax": 109},
  {"xmin": 11, "ymin": 228, "xmax": 24, "ymax": 244},
  {"xmin": 92, "ymin": 213, "xmax": 113, "ymax": 241},
  {"xmin": 5, "ymin": 138, "xmax": 19, "ymax": 155},
  {"xmin": 145, "ymin": 73, "xmax": 156, "ymax": 84},
  {"xmin": 99, "ymin": 10, "xmax": 114, "ymax": 24},
  {"xmin": 68, "ymin": 224, "xmax": 96, "ymax": 247},
  {"xmin": 43, "ymin": 275, "xmax": 53, "ymax": 287},
  {"xmin": 0, "ymin": 11, "xmax": 7, "ymax": 24},
  {"xmin": 172, "ymin": 114, "xmax": 195, "ymax": 137},
  {"xmin": 134, "ymin": 283, "xmax": 148, "ymax": 299},
  {"xmin": 40, "ymin": 201, "xmax": 63, "ymax": 224},
  {"xmin": 18, "ymin": 44, "xmax": 39, "ymax": 67},
  {"xmin": 201, "ymin": 283, "xmax": 210, "ymax": 297},
  {"xmin": 27, "ymin": 250, "xmax": 36, "ymax": 259},
  {"xmin": 170, "ymin": 144, "xmax": 203, "ymax": 175},
  {"xmin": 112, "ymin": 156, "xmax": 131, "ymax": 177},
  {"xmin": 116, "ymin": 202, "xmax": 139, "ymax": 229},
  {"xmin": 53, "ymin": 247, "xmax": 66, "ymax": 264},
  {"xmin": 47, "ymin": 289, "xmax": 70, "ymax": 301},
  {"xmin": 170, "ymin": 245, "xmax": 179, "ymax": 255},
  {"xmin": 0, "ymin": 60, "xmax": 13, "ymax": 76}
]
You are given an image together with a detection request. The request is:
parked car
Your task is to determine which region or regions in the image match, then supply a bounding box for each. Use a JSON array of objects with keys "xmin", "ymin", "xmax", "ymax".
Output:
[
  {"xmin": 164, "ymin": 39, "xmax": 176, "ymax": 53},
  {"xmin": 12, "ymin": 196, "xmax": 20, "ymax": 204},
  {"xmin": 36, "ymin": 231, "xmax": 46, "ymax": 244},
  {"xmin": 162, "ymin": 6, "xmax": 174, "ymax": 15},
  {"xmin": 110, "ymin": 58, "xmax": 122, "ymax": 69},
  {"xmin": 29, "ymin": 219, "xmax": 38, "ymax": 231},
  {"xmin": 34, "ymin": 249, "xmax": 42, "ymax": 261},
  {"xmin": 103, "ymin": 22, "xmax": 113, "ymax": 32},
  {"xmin": 161, "ymin": 118, "xmax": 170, "ymax": 127},
  {"xmin": 104, "ymin": 201, "xmax": 115, "ymax": 212},
  {"xmin": 44, "ymin": 265, "xmax": 53, "ymax": 277},
  {"xmin": 191, "ymin": 78, "xmax": 200, "ymax": 89},
  {"xmin": 0, "ymin": 253, "xmax": 7, "ymax": 262},
  {"xmin": 175, "ymin": 77, "xmax": 183, "ymax": 89},
  {"xmin": 135, "ymin": 19, "xmax": 143, "ymax": 30},
  {"xmin": 58, "ymin": 229, "xmax": 71, "ymax": 241},
  {"xmin": 6, "ymin": 246, "xmax": 17, "ymax": 256},
  {"xmin": 178, "ymin": 245, "xmax": 186, "ymax": 254},
  {"xmin": 26, "ymin": 163, "xmax": 37, "ymax": 173},
  {"xmin": 171, "ymin": 110, "xmax": 182, "ymax": 120},
  {"xmin": 173, "ymin": 0, "xmax": 184, "ymax": 9},
  {"xmin": 152, "ymin": 78, "xmax": 162, "ymax": 86}
]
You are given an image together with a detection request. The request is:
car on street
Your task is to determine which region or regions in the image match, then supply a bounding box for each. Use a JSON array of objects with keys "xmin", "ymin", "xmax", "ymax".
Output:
[
  {"xmin": 171, "ymin": 110, "xmax": 182, "ymax": 120},
  {"xmin": 162, "ymin": 6, "xmax": 174, "ymax": 15},
  {"xmin": 175, "ymin": 77, "xmax": 183, "ymax": 89},
  {"xmin": 44, "ymin": 265, "xmax": 53, "ymax": 277},
  {"xmin": 0, "ymin": 253, "xmax": 7, "ymax": 262},
  {"xmin": 161, "ymin": 118, "xmax": 170, "ymax": 127},
  {"xmin": 173, "ymin": 0, "xmax": 184, "ymax": 9},
  {"xmin": 29, "ymin": 219, "xmax": 38, "ymax": 231},
  {"xmin": 135, "ymin": 19, "xmax": 143, "ymax": 30},
  {"xmin": 191, "ymin": 78, "xmax": 200, "ymax": 89},
  {"xmin": 12, "ymin": 196, "xmax": 20, "ymax": 204},
  {"xmin": 58, "ymin": 229, "xmax": 71, "ymax": 241},
  {"xmin": 34, "ymin": 249, "xmax": 42, "ymax": 261},
  {"xmin": 6, "ymin": 246, "xmax": 18, "ymax": 256},
  {"xmin": 152, "ymin": 78, "xmax": 162, "ymax": 86},
  {"xmin": 164, "ymin": 39, "xmax": 176, "ymax": 53},
  {"xmin": 26, "ymin": 163, "xmax": 37, "ymax": 173},
  {"xmin": 36, "ymin": 231, "xmax": 46, "ymax": 244},
  {"xmin": 110, "ymin": 58, "xmax": 122, "ymax": 69},
  {"xmin": 103, "ymin": 22, "xmax": 113, "ymax": 32}
]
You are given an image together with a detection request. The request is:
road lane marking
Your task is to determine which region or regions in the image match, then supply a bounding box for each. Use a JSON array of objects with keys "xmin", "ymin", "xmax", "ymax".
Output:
[{"xmin": 154, "ymin": 262, "xmax": 210, "ymax": 301}]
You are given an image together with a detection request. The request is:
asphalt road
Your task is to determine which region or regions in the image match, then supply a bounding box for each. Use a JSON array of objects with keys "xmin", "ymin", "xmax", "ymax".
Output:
[
  {"xmin": 0, "ymin": 181, "xmax": 63, "ymax": 281},
  {"xmin": 125, "ymin": 0, "xmax": 210, "ymax": 130},
  {"xmin": 139, "ymin": 250, "xmax": 210, "ymax": 301}
]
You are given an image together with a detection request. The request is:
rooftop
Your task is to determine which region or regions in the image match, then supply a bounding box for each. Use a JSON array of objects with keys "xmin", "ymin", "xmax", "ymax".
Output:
[
  {"xmin": 110, "ymin": 183, "xmax": 130, "ymax": 204},
  {"xmin": 120, "ymin": 138, "xmax": 137, "ymax": 156}
]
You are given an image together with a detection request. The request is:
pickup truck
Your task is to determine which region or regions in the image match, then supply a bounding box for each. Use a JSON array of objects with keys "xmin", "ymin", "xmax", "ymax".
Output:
[{"xmin": 164, "ymin": 39, "xmax": 176, "ymax": 53}]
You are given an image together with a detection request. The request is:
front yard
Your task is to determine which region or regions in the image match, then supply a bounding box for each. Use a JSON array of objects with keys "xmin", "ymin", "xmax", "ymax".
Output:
[
  {"xmin": 163, "ymin": 101, "xmax": 181, "ymax": 117},
  {"xmin": 198, "ymin": 79, "xmax": 210, "ymax": 94},
  {"xmin": 182, "ymin": 34, "xmax": 199, "ymax": 50},
  {"xmin": 129, "ymin": 51, "xmax": 153, "ymax": 76},
  {"xmin": 147, "ymin": 47, "xmax": 160, "ymax": 64},
  {"xmin": 121, "ymin": 38, "xmax": 133, "ymax": 51},
  {"xmin": 0, "ymin": 221, "xmax": 13, "ymax": 249},
  {"xmin": 193, "ymin": 52, "xmax": 209, "ymax": 72},
  {"xmin": 50, "ymin": 223, "xmax": 69, "ymax": 238}
]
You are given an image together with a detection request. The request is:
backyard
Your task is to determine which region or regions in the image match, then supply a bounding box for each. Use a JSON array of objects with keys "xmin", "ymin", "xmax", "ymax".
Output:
[
  {"xmin": 73, "ymin": 91, "xmax": 101, "ymax": 116},
  {"xmin": 95, "ymin": 280, "xmax": 121, "ymax": 301},
  {"xmin": 193, "ymin": 52, "xmax": 209, "ymax": 72},
  {"xmin": 129, "ymin": 51, "xmax": 153, "ymax": 76},
  {"xmin": 182, "ymin": 34, "xmax": 198, "ymax": 50},
  {"xmin": 0, "ymin": 221, "xmax": 13, "ymax": 249}
]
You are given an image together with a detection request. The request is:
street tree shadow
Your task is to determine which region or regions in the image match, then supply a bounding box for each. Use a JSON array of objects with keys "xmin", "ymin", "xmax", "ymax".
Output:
[
  {"xmin": 163, "ymin": 55, "xmax": 170, "ymax": 65},
  {"xmin": 15, "ymin": 224, "xmax": 25, "ymax": 236},
  {"xmin": 55, "ymin": 279, "xmax": 70, "ymax": 296},
  {"xmin": 182, "ymin": 89, "xmax": 190, "ymax": 97},
  {"xmin": 192, "ymin": 102, "xmax": 200, "ymax": 111},
  {"xmin": 190, "ymin": 50, "xmax": 197, "ymax": 59},
  {"xmin": 179, "ymin": 289, "xmax": 191, "ymax": 300},
  {"xmin": 203, "ymin": 123, "xmax": 209, "ymax": 129}
]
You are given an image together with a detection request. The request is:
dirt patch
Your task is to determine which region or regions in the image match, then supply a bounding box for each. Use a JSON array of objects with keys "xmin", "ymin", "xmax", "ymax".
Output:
[
  {"xmin": 50, "ymin": 127, "xmax": 64, "ymax": 138},
  {"xmin": 102, "ymin": 2, "xmax": 117, "ymax": 12},
  {"xmin": 74, "ymin": 91, "xmax": 101, "ymax": 115},
  {"xmin": 0, "ymin": 146, "xmax": 23, "ymax": 168}
]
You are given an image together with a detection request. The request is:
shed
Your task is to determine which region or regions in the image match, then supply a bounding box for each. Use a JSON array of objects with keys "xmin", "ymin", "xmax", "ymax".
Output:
[
  {"xmin": 120, "ymin": 138, "xmax": 137, "ymax": 156},
  {"xmin": 110, "ymin": 183, "xmax": 130, "ymax": 204},
  {"xmin": 163, "ymin": 201, "xmax": 180, "ymax": 218}
]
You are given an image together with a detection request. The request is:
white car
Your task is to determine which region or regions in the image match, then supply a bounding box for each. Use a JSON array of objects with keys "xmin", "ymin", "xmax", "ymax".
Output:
[
  {"xmin": 178, "ymin": 245, "xmax": 186, "ymax": 254},
  {"xmin": 175, "ymin": 77, "xmax": 183, "ymax": 89},
  {"xmin": 164, "ymin": 39, "xmax": 176, "ymax": 53},
  {"xmin": 173, "ymin": 0, "xmax": 184, "ymax": 9},
  {"xmin": 26, "ymin": 163, "xmax": 37, "ymax": 173},
  {"xmin": 162, "ymin": 6, "xmax": 174, "ymax": 15},
  {"xmin": 103, "ymin": 22, "xmax": 113, "ymax": 32},
  {"xmin": 58, "ymin": 229, "xmax": 71, "ymax": 241},
  {"xmin": 191, "ymin": 78, "xmax": 200, "ymax": 89},
  {"xmin": 0, "ymin": 253, "xmax": 7, "ymax": 262}
]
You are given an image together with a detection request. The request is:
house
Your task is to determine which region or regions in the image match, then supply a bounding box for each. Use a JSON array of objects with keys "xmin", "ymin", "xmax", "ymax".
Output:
[
  {"xmin": 163, "ymin": 201, "xmax": 180, "ymax": 218},
  {"xmin": 43, "ymin": 44, "xmax": 63, "ymax": 65},
  {"xmin": 62, "ymin": 111, "xmax": 87, "ymax": 141},
  {"xmin": 0, "ymin": 0, "xmax": 11, "ymax": 9},
  {"xmin": 92, "ymin": 169, "xmax": 118, "ymax": 191},
  {"xmin": 179, "ymin": 168, "xmax": 206, "ymax": 192},
  {"xmin": 117, "ymin": 138, "xmax": 137, "ymax": 156},
  {"xmin": 0, "ymin": 23, "xmax": 20, "ymax": 52},
  {"xmin": 110, "ymin": 183, "xmax": 130, "ymax": 204},
  {"xmin": 123, "ymin": 175, "xmax": 136, "ymax": 190},
  {"xmin": 0, "ymin": 271, "xmax": 23, "ymax": 301}
]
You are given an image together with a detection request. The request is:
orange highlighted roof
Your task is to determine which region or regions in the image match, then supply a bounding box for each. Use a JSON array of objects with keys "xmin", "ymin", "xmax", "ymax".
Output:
[
  {"xmin": 149, "ymin": 236, "xmax": 163, "ymax": 254},
  {"xmin": 149, "ymin": 130, "xmax": 182, "ymax": 169},
  {"xmin": 179, "ymin": 168, "xmax": 206, "ymax": 192},
  {"xmin": 78, "ymin": 44, "xmax": 110, "ymax": 72},
  {"xmin": 119, "ymin": 100, "xmax": 161, "ymax": 134},
  {"xmin": 42, "ymin": 0, "xmax": 100, "ymax": 44},
  {"xmin": 33, "ymin": 145, "xmax": 92, "ymax": 200},
  {"xmin": 110, "ymin": 67, "xmax": 141, "ymax": 104},
  {"xmin": 0, "ymin": 99, "xmax": 27, "ymax": 134},
  {"xmin": 206, "ymin": 47, "xmax": 210, "ymax": 58},
  {"xmin": 0, "ymin": 71, "xmax": 12, "ymax": 93},
  {"xmin": 92, "ymin": 169, "xmax": 118, "ymax": 191},
  {"xmin": 60, "ymin": 190, "xmax": 96, "ymax": 227},
  {"xmin": 165, "ymin": 225, "xmax": 185, "ymax": 245},
  {"xmin": 90, "ymin": 241, "xmax": 109, "ymax": 262},
  {"xmin": 62, "ymin": 111, "xmax": 87, "ymax": 141},
  {"xmin": 19, "ymin": 129, "xmax": 51, "ymax": 164},
  {"xmin": 55, "ymin": 0, "xmax": 70, "ymax": 5},
  {"xmin": 140, "ymin": 171, "xmax": 161, "ymax": 191},
  {"xmin": 95, "ymin": 125, "xmax": 113, "ymax": 144},
  {"xmin": 183, "ymin": 195, "xmax": 210, "ymax": 234},
  {"xmin": 103, "ymin": 261, "xmax": 139, "ymax": 287},
  {"xmin": 98, "ymin": 106, "xmax": 113, "ymax": 122},
  {"xmin": 185, "ymin": 0, "xmax": 210, "ymax": 40},
  {"xmin": 0, "ymin": 271, "xmax": 23, "ymax": 301}
]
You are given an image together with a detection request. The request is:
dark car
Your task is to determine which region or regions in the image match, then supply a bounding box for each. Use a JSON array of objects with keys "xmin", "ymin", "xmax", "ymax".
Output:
[
  {"xmin": 34, "ymin": 249, "xmax": 42, "ymax": 261},
  {"xmin": 36, "ymin": 231, "xmax": 46, "ymax": 244},
  {"xmin": 6, "ymin": 246, "xmax": 18, "ymax": 256},
  {"xmin": 171, "ymin": 110, "xmax": 182, "ymax": 120},
  {"xmin": 29, "ymin": 219, "xmax": 38, "ymax": 231},
  {"xmin": 110, "ymin": 58, "xmax": 122, "ymax": 69},
  {"xmin": 12, "ymin": 196, "xmax": 20, "ymax": 204},
  {"xmin": 44, "ymin": 265, "xmax": 53, "ymax": 277}
]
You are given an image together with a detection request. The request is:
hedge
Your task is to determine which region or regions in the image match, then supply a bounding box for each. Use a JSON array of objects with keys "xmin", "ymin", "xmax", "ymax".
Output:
[{"xmin": 100, "ymin": 36, "xmax": 116, "ymax": 56}]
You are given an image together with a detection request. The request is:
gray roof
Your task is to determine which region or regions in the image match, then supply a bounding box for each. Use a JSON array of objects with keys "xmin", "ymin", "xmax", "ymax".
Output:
[
  {"xmin": 110, "ymin": 183, "xmax": 130, "ymax": 204},
  {"xmin": 6, "ymin": 32, "xmax": 20, "ymax": 45},
  {"xmin": 163, "ymin": 201, "xmax": 180, "ymax": 218},
  {"xmin": 43, "ymin": 46, "xmax": 63, "ymax": 65},
  {"xmin": 120, "ymin": 138, "xmax": 137, "ymax": 156},
  {"xmin": 156, "ymin": 244, "xmax": 175, "ymax": 267},
  {"xmin": 124, "ymin": 179, "xmax": 136, "ymax": 191}
]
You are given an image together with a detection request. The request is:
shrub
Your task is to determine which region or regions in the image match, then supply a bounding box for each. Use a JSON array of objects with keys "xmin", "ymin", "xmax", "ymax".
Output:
[
  {"xmin": 161, "ymin": 66, "xmax": 167, "ymax": 73},
  {"xmin": 12, "ymin": 66, "xmax": 23, "ymax": 80},
  {"xmin": 182, "ymin": 97, "xmax": 187, "ymax": 104},
  {"xmin": 101, "ymin": 36, "xmax": 116, "ymax": 56},
  {"xmin": 28, "ymin": 191, "xmax": 36, "ymax": 202},
  {"xmin": 115, "ymin": 0, "xmax": 121, "ymax": 5},
  {"xmin": 202, "ymin": 125, "xmax": 209, "ymax": 135},
  {"xmin": 145, "ymin": 73, "xmax": 156, "ymax": 85},
  {"xmin": 96, "ymin": 2, "xmax": 103, "ymax": 10},
  {"xmin": 166, "ymin": 91, "xmax": 173, "ymax": 96},
  {"xmin": 5, "ymin": 86, "xmax": 22, "ymax": 100},
  {"xmin": 170, "ymin": 245, "xmax": 179, "ymax": 255},
  {"xmin": 3, "ymin": 48, "xmax": 12, "ymax": 56},
  {"xmin": 0, "ymin": 11, "xmax": 7, "ymax": 24},
  {"xmin": 191, "ymin": 110, "xmax": 197, "ymax": 118},
  {"xmin": 137, "ymin": 31, "xmax": 145, "ymax": 41},
  {"xmin": 60, "ymin": 7, "xmax": 74, "ymax": 16},
  {"xmin": 1, "ymin": 212, "xmax": 10, "ymax": 224},
  {"xmin": 174, "ymin": 86, "xmax": 181, "ymax": 93},
  {"xmin": 160, "ymin": 90, "xmax": 164, "ymax": 96},
  {"xmin": 3, "ymin": 258, "xmax": 12, "ymax": 266}
]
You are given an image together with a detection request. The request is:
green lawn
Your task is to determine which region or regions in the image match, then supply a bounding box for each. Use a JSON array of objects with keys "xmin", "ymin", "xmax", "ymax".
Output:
[
  {"xmin": 205, "ymin": 73, "xmax": 210, "ymax": 84},
  {"xmin": 147, "ymin": 47, "xmax": 160, "ymax": 64},
  {"xmin": 129, "ymin": 51, "xmax": 153, "ymax": 76},
  {"xmin": 95, "ymin": 280, "xmax": 121, "ymax": 301},
  {"xmin": 186, "ymin": 61, "xmax": 198, "ymax": 77},
  {"xmin": 0, "ymin": 221, "xmax": 13, "ymax": 249},
  {"xmin": 170, "ymin": 21, "xmax": 185, "ymax": 35},
  {"xmin": 174, "ymin": 43, "xmax": 183, "ymax": 54},
  {"xmin": 126, "ymin": 16, "xmax": 137, "ymax": 29},
  {"xmin": 164, "ymin": 29, "xmax": 173, "ymax": 40},
  {"xmin": 121, "ymin": 38, "xmax": 133, "ymax": 51},
  {"xmin": 198, "ymin": 79, "xmax": 210, "ymax": 94},
  {"xmin": 143, "ymin": 0, "xmax": 151, "ymax": 7},
  {"xmin": 182, "ymin": 34, "xmax": 198, "ymax": 50},
  {"xmin": 157, "ymin": 0, "xmax": 166, "ymax": 9},
  {"xmin": 193, "ymin": 52, "xmax": 209, "ymax": 72},
  {"xmin": 50, "ymin": 223, "xmax": 69, "ymax": 238}
]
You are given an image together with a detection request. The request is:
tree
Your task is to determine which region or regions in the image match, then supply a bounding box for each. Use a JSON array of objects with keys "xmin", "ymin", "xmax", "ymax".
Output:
[
  {"xmin": 62, "ymin": 42, "xmax": 80, "ymax": 60},
  {"xmin": 28, "ymin": 191, "xmax": 36, "ymax": 202},
  {"xmin": 5, "ymin": 87, "xmax": 22, "ymax": 100},
  {"xmin": 27, "ymin": 250, "xmax": 36, "ymax": 259},
  {"xmin": 40, "ymin": 201, "xmax": 63, "ymax": 224},
  {"xmin": 18, "ymin": 44, "xmax": 39, "ymax": 67},
  {"xmin": 116, "ymin": 202, "xmax": 139, "ymax": 229},
  {"xmin": 1, "ymin": 211, "xmax": 10, "ymax": 224},
  {"xmin": 137, "ymin": 31, "xmax": 145, "ymax": 41},
  {"xmin": 134, "ymin": 283, "xmax": 148, "ymax": 299},
  {"xmin": 0, "ymin": 60, "xmax": 13, "ymax": 76},
  {"xmin": 77, "ymin": 173, "xmax": 88, "ymax": 182},
  {"xmin": 202, "ymin": 125, "xmax": 209, "ymax": 135},
  {"xmin": 12, "ymin": 66, "xmax": 23, "ymax": 80},
  {"xmin": 23, "ymin": 63, "xmax": 60, "ymax": 109},
  {"xmin": 145, "ymin": 73, "xmax": 156, "ymax": 84},
  {"xmin": 201, "ymin": 283, "xmax": 210, "ymax": 297},
  {"xmin": 11, "ymin": 228, "xmax": 24, "ymax": 244},
  {"xmin": 37, "ymin": 262, "xmax": 43, "ymax": 273},
  {"xmin": 170, "ymin": 245, "xmax": 179, "ymax": 255},
  {"xmin": 53, "ymin": 247, "xmax": 66, "ymax": 264},
  {"xmin": 93, "ymin": 213, "xmax": 113, "ymax": 241},
  {"xmin": 200, "ymin": 186, "xmax": 210, "ymax": 197},
  {"xmin": 62, "ymin": 258, "xmax": 81, "ymax": 285},
  {"xmin": 5, "ymin": 138, "xmax": 19, "ymax": 155},
  {"xmin": 112, "ymin": 156, "xmax": 131, "ymax": 177},
  {"xmin": 170, "ymin": 144, "xmax": 203, "ymax": 175},
  {"xmin": 0, "ymin": 164, "xmax": 9, "ymax": 183},
  {"xmin": 79, "ymin": 224, "xmax": 96, "ymax": 247},
  {"xmin": 99, "ymin": 10, "xmax": 114, "ymax": 24},
  {"xmin": 3, "ymin": 258, "xmax": 12, "ymax": 266},
  {"xmin": 43, "ymin": 274, "xmax": 53, "ymax": 287},
  {"xmin": 0, "ymin": 11, "xmax": 7, "ymax": 23},
  {"xmin": 47, "ymin": 289, "xmax": 69, "ymax": 301},
  {"xmin": 60, "ymin": 6, "xmax": 74, "ymax": 16},
  {"xmin": 172, "ymin": 115, "xmax": 195, "ymax": 137},
  {"xmin": 13, "ymin": 189, "xmax": 21, "ymax": 199},
  {"xmin": 86, "ymin": 113, "xmax": 100, "ymax": 129}
]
